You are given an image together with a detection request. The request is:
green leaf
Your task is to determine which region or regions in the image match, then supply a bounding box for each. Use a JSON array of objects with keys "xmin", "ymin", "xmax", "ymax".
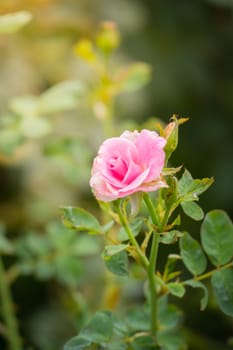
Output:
[
  {"xmin": 80, "ymin": 311, "xmax": 113, "ymax": 343},
  {"xmin": 116, "ymin": 63, "xmax": 151, "ymax": 93},
  {"xmin": 72, "ymin": 236, "xmax": 100, "ymax": 256},
  {"xmin": 131, "ymin": 335, "xmax": 158, "ymax": 350},
  {"xmin": 105, "ymin": 250, "xmax": 128, "ymax": 276},
  {"xmin": 158, "ymin": 302, "xmax": 183, "ymax": 330},
  {"xmin": 201, "ymin": 210, "xmax": 233, "ymax": 266},
  {"xmin": 55, "ymin": 255, "xmax": 83, "ymax": 285},
  {"xmin": 157, "ymin": 330, "xmax": 187, "ymax": 350},
  {"xmin": 118, "ymin": 217, "xmax": 143, "ymax": 242},
  {"xmin": 62, "ymin": 207, "xmax": 102, "ymax": 234},
  {"xmin": 160, "ymin": 230, "xmax": 183, "ymax": 245},
  {"xmin": 108, "ymin": 341, "xmax": 128, "ymax": 350},
  {"xmin": 184, "ymin": 280, "xmax": 208, "ymax": 310},
  {"xmin": 180, "ymin": 233, "xmax": 207, "ymax": 275},
  {"xmin": 163, "ymin": 254, "xmax": 182, "ymax": 282},
  {"xmin": 0, "ymin": 11, "xmax": 32, "ymax": 34},
  {"xmin": 126, "ymin": 307, "xmax": 149, "ymax": 332},
  {"xmin": 211, "ymin": 268, "xmax": 233, "ymax": 317},
  {"xmin": 181, "ymin": 201, "xmax": 204, "ymax": 221},
  {"xmin": 103, "ymin": 244, "xmax": 128, "ymax": 258},
  {"xmin": 178, "ymin": 169, "xmax": 214, "ymax": 201},
  {"xmin": 167, "ymin": 283, "xmax": 185, "ymax": 298},
  {"xmin": 64, "ymin": 335, "xmax": 91, "ymax": 350},
  {"xmin": 38, "ymin": 81, "xmax": 85, "ymax": 115}
]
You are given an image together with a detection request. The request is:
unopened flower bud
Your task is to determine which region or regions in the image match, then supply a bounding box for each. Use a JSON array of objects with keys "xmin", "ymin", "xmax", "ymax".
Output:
[
  {"xmin": 95, "ymin": 21, "xmax": 120, "ymax": 54},
  {"xmin": 74, "ymin": 39, "xmax": 96, "ymax": 62}
]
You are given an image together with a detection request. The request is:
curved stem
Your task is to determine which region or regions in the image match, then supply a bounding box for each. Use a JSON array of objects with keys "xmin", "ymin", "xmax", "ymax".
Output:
[
  {"xmin": 0, "ymin": 257, "xmax": 22, "ymax": 350},
  {"xmin": 115, "ymin": 201, "xmax": 149, "ymax": 269}
]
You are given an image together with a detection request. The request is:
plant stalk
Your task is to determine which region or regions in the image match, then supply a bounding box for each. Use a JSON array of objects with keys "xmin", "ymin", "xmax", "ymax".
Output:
[
  {"xmin": 115, "ymin": 201, "xmax": 149, "ymax": 269},
  {"xmin": 147, "ymin": 232, "xmax": 159, "ymax": 336},
  {"xmin": 143, "ymin": 193, "xmax": 161, "ymax": 337},
  {"xmin": 0, "ymin": 257, "xmax": 22, "ymax": 350}
]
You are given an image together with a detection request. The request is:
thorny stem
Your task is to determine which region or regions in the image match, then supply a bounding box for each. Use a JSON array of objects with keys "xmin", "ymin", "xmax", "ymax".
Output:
[{"xmin": 0, "ymin": 257, "xmax": 22, "ymax": 350}]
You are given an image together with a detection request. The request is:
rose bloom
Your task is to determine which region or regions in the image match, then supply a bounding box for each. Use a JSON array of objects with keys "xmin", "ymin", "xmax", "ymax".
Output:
[{"xmin": 90, "ymin": 129, "xmax": 167, "ymax": 202}]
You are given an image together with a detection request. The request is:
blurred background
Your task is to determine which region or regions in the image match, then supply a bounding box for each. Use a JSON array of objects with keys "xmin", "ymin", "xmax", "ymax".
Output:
[{"xmin": 0, "ymin": 0, "xmax": 232, "ymax": 349}]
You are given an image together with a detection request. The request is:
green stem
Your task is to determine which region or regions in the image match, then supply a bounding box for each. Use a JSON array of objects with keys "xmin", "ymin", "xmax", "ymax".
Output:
[
  {"xmin": 115, "ymin": 201, "xmax": 149, "ymax": 269},
  {"xmin": 143, "ymin": 193, "xmax": 162, "ymax": 336},
  {"xmin": 192, "ymin": 261, "xmax": 233, "ymax": 283},
  {"xmin": 143, "ymin": 193, "xmax": 160, "ymax": 229},
  {"xmin": 148, "ymin": 232, "xmax": 159, "ymax": 336},
  {"xmin": 0, "ymin": 257, "xmax": 22, "ymax": 350}
]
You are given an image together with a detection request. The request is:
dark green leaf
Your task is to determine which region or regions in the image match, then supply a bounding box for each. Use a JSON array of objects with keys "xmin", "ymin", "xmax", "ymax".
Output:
[
  {"xmin": 184, "ymin": 280, "xmax": 208, "ymax": 310},
  {"xmin": 118, "ymin": 218, "xmax": 143, "ymax": 242},
  {"xmin": 105, "ymin": 250, "xmax": 128, "ymax": 276},
  {"xmin": 181, "ymin": 201, "xmax": 204, "ymax": 221},
  {"xmin": 131, "ymin": 335, "xmax": 158, "ymax": 350},
  {"xmin": 103, "ymin": 244, "xmax": 128, "ymax": 258},
  {"xmin": 211, "ymin": 268, "xmax": 233, "ymax": 317},
  {"xmin": 160, "ymin": 231, "xmax": 183, "ymax": 245},
  {"xmin": 80, "ymin": 311, "xmax": 113, "ymax": 343},
  {"xmin": 167, "ymin": 283, "xmax": 185, "ymax": 298},
  {"xmin": 108, "ymin": 341, "xmax": 128, "ymax": 350},
  {"xmin": 178, "ymin": 169, "xmax": 213, "ymax": 201},
  {"xmin": 158, "ymin": 303, "xmax": 183, "ymax": 330},
  {"xmin": 157, "ymin": 330, "xmax": 187, "ymax": 350},
  {"xmin": 201, "ymin": 210, "xmax": 233, "ymax": 266},
  {"xmin": 126, "ymin": 307, "xmax": 149, "ymax": 332},
  {"xmin": 64, "ymin": 335, "xmax": 91, "ymax": 350},
  {"xmin": 180, "ymin": 233, "xmax": 207, "ymax": 275},
  {"xmin": 62, "ymin": 207, "xmax": 102, "ymax": 234}
]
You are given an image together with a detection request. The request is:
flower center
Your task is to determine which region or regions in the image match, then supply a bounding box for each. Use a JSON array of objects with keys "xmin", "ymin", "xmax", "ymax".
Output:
[{"xmin": 108, "ymin": 156, "xmax": 128, "ymax": 181}]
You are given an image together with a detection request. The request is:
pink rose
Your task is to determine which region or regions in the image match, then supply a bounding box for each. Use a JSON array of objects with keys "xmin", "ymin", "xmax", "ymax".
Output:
[{"xmin": 90, "ymin": 129, "xmax": 167, "ymax": 202}]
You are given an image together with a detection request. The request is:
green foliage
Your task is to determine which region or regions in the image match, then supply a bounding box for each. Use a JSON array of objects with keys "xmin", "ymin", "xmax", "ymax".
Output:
[
  {"xmin": 178, "ymin": 169, "xmax": 214, "ymax": 202},
  {"xmin": 14, "ymin": 222, "xmax": 100, "ymax": 285},
  {"xmin": 1, "ymin": 10, "xmax": 232, "ymax": 350},
  {"xmin": 179, "ymin": 232, "xmax": 207, "ymax": 276},
  {"xmin": 211, "ymin": 269, "xmax": 233, "ymax": 317},
  {"xmin": 62, "ymin": 207, "xmax": 102, "ymax": 234},
  {"xmin": 167, "ymin": 283, "xmax": 185, "ymax": 298},
  {"xmin": 157, "ymin": 330, "xmax": 187, "ymax": 350},
  {"xmin": 104, "ymin": 250, "xmax": 128, "ymax": 276},
  {"xmin": 201, "ymin": 210, "xmax": 233, "ymax": 266},
  {"xmin": 180, "ymin": 201, "xmax": 204, "ymax": 221},
  {"xmin": 160, "ymin": 230, "xmax": 183, "ymax": 245}
]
